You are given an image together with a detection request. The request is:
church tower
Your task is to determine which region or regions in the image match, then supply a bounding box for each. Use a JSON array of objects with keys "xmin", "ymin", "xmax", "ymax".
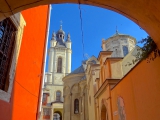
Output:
[
  {"xmin": 47, "ymin": 25, "xmax": 72, "ymax": 84},
  {"xmin": 42, "ymin": 25, "xmax": 72, "ymax": 120}
]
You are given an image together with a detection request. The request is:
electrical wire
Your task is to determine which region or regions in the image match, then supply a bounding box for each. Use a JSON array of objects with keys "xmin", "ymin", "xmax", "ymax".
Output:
[
  {"xmin": 78, "ymin": 0, "xmax": 85, "ymax": 60},
  {"xmin": 0, "ymin": 0, "xmax": 39, "ymax": 98},
  {"xmin": 0, "ymin": 0, "xmax": 44, "ymax": 13},
  {"xmin": 15, "ymin": 80, "xmax": 38, "ymax": 98},
  {"xmin": 0, "ymin": 9, "xmax": 7, "ymax": 18},
  {"xmin": 3, "ymin": 0, "xmax": 19, "ymax": 26}
]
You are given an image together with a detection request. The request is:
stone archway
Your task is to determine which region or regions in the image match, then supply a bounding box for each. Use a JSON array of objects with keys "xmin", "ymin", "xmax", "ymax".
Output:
[
  {"xmin": 54, "ymin": 111, "xmax": 62, "ymax": 120},
  {"xmin": 1, "ymin": 0, "xmax": 160, "ymax": 48}
]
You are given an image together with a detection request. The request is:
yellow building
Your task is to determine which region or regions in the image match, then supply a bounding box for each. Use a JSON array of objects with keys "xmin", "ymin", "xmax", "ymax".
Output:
[
  {"xmin": 63, "ymin": 60, "xmax": 89, "ymax": 120},
  {"xmin": 62, "ymin": 31, "xmax": 160, "ymax": 120},
  {"xmin": 86, "ymin": 33, "xmax": 160, "ymax": 120}
]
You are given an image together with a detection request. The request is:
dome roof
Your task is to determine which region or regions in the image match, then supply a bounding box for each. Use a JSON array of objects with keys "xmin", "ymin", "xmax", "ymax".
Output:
[
  {"xmin": 57, "ymin": 25, "xmax": 65, "ymax": 35},
  {"xmin": 111, "ymin": 30, "xmax": 126, "ymax": 37}
]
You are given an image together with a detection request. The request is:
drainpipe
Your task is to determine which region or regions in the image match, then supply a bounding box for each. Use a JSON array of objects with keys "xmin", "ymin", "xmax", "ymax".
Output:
[{"xmin": 36, "ymin": 4, "xmax": 51, "ymax": 120}]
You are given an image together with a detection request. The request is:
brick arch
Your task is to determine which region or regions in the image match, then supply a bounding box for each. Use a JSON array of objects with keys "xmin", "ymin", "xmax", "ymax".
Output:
[{"xmin": 0, "ymin": 0, "xmax": 160, "ymax": 48}]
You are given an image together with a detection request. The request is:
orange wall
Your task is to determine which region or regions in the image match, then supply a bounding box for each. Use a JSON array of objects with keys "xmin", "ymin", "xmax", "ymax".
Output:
[
  {"xmin": 111, "ymin": 57, "xmax": 160, "ymax": 120},
  {"xmin": 10, "ymin": 5, "xmax": 49, "ymax": 120}
]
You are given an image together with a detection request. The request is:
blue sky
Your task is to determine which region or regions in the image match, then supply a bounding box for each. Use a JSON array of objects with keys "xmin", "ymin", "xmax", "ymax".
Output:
[{"xmin": 46, "ymin": 3, "xmax": 148, "ymax": 71}]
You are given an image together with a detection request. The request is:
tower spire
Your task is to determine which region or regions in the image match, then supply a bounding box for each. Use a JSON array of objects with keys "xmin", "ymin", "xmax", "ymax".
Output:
[
  {"xmin": 52, "ymin": 31, "xmax": 56, "ymax": 40},
  {"xmin": 116, "ymin": 26, "xmax": 118, "ymax": 34},
  {"xmin": 66, "ymin": 33, "xmax": 71, "ymax": 42}
]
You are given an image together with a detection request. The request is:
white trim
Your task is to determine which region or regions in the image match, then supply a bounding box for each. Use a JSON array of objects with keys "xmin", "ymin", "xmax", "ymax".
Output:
[{"xmin": 38, "ymin": 5, "xmax": 51, "ymax": 120}]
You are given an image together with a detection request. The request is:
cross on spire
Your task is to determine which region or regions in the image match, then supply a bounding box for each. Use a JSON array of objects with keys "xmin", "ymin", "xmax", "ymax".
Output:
[
  {"xmin": 60, "ymin": 20, "xmax": 63, "ymax": 25},
  {"xmin": 60, "ymin": 20, "xmax": 63, "ymax": 30}
]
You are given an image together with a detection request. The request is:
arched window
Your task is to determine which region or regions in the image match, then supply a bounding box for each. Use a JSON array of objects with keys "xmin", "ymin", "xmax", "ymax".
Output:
[
  {"xmin": 74, "ymin": 99, "xmax": 79, "ymax": 114},
  {"xmin": 123, "ymin": 46, "xmax": 129, "ymax": 57},
  {"xmin": 57, "ymin": 57, "xmax": 62, "ymax": 73},
  {"xmin": 56, "ymin": 91, "xmax": 61, "ymax": 101}
]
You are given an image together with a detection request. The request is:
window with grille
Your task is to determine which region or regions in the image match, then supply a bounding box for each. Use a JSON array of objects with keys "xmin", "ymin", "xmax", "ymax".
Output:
[
  {"xmin": 43, "ymin": 108, "xmax": 50, "ymax": 115},
  {"xmin": 74, "ymin": 99, "xmax": 79, "ymax": 114},
  {"xmin": 42, "ymin": 93, "xmax": 47, "ymax": 102},
  {"xmin": 57, "ymin": 57, "xmax": 62, "ymax": 73},
  {"xmin": 0, "ymin": 18, "xmax": 16, "ymax": 91},
  {"xmin": 56, "ymin": 91, "xmax": 61, "ymax": 101}
]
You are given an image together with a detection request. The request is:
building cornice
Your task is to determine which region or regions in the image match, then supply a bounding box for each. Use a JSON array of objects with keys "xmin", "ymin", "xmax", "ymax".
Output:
[
  {"xmin": 98, "ymin": 51, "xmax": 113, "ymax": 61},
  {"xmin": 94, "ymin": 78, "xmax": 120, "ymax": 98},
  {"xmin": 104, "ymin": 57, "xmax": 123, "ymax": 65}
]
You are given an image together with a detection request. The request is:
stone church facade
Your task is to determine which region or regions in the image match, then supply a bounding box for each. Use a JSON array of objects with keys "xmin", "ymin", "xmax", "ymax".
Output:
[
  {"xmin": 63, "ymin": 31, "xmax": 138, "ymax": 120},
  {"xmin": 62, "ymin": 57, "xmax": 98, "ymax": 120},
  {"xmin": 41, "ymin": 25, "xmax": 72, "ymax": 120},
  {"xmin": 86, "ymin": 32, "xmax": 138, "ymax": 120},
  {"xmin": 41, "ymin": 28, "xmax": 149, "ymax": 120}
]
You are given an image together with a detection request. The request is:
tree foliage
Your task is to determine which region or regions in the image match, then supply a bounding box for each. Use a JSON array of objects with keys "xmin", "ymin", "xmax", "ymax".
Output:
[
  {"xmin": 125, "ymin": 36, "xmax": 160, "ymax": 67},
  {"xmin": 136, "ymin": 36, "xmax": 160, "ymax": 63}
]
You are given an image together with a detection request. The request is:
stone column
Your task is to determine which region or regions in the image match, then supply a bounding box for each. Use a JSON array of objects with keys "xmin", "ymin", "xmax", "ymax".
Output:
[
  {"xmin": 83, "ymin": 93, "xmax": 85, "ymax": 120},
  {"xmin": 48, "ymin": 48, "xmax": 54, "ymax": 73},
  {"xmin": 54, "ymin": 49, "xmax": 57, "ymax": 72},
  {"xmin": 52, "ymin": 49, "xmax": 56, "ymax": 84},
  {"xmin": 96, "ymin": 99, "xmax": 99, "ymax": 120},
  {"xmin": 70, "ymin": 93, "xmax": 72, "ymax": 120},
  {"xmin": 50, "ymin": 108, "xmax": 53, "ymax": 120},
  {"xmin": 66, "ymin": 49, "xmax": 71, "ymax": 73},
  {"xmin": 63, "ymin": 95, "xmax": 65, "ymax": 120}
]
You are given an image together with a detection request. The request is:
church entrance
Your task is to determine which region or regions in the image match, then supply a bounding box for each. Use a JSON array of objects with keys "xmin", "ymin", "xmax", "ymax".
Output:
[
  {"xmin": 53, "ymin": 111, "xmax": 62, "ymax": 120},
  {"xmin": 101, "ymin": 104, "xmax": 108, "ymax": 120}
]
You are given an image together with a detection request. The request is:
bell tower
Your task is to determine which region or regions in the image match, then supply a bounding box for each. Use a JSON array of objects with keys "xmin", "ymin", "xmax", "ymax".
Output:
[
  {"xmin": 47, "ymin": 25, "xmax": 72, "ymax": 85},
  {"xmin": 43, "ymin": 24, "xmax": 72, "ymax": 120}
]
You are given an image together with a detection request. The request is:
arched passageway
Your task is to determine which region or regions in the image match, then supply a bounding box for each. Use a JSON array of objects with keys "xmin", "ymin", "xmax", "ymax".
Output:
[
  {"xmin": 0, "ymin": 0, "xmax": 160, "ymax": 48},
  {"xmin": 101, "ymin": 104, "xmax": 108, "ymax": 120},
  {"xmin": 54, "ymin": 111, "xmax": 62, "ymax": 120}
]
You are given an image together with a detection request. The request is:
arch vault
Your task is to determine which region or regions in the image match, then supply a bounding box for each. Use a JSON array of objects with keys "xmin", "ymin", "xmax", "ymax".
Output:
[{"xmin": 0, "ymin": 0, "xmax": 160, "ymax": 48}]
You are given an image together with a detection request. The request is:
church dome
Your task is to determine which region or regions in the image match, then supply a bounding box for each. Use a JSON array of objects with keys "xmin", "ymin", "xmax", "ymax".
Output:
[{"xmin": 56, "ymin": 25, "xmax": 65, "ymax": 35}]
